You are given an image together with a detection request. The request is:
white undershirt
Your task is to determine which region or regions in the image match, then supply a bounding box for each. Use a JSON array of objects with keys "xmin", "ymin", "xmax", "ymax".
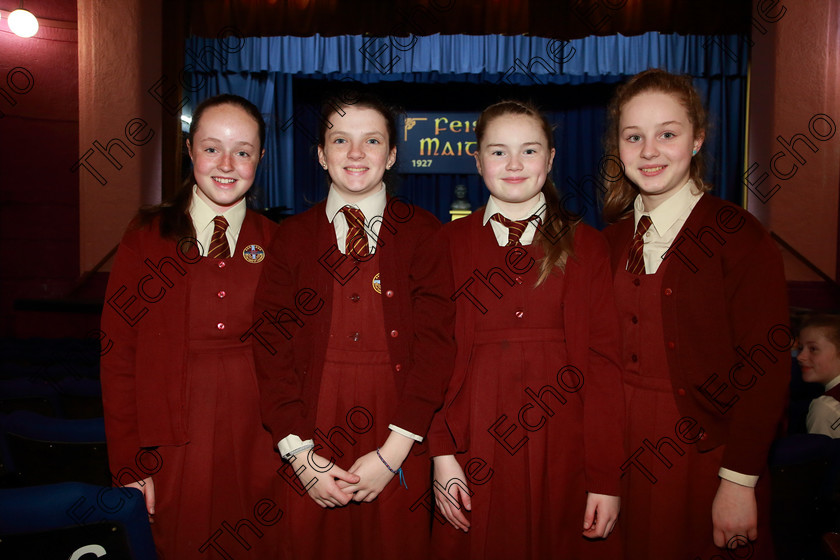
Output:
[
  {"xmin": 482, "ymin": 192, "xmax": 547, "ymax": 247},
  {"xmin": 632, "ymin": 180, "xmax": 702, "ymax": 274},
  {"xmin": 324, "ymin": 182, "xmax": 388, "ymax": 254},
  {"xmin": 189, "ymin": 185, "xmax": 246, "ymax": 257}
]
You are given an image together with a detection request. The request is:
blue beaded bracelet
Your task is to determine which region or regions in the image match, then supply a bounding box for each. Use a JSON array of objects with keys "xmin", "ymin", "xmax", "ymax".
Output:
[{"xmin": 376, "ymin": 448, "xmax": 407, "ymax": 489}]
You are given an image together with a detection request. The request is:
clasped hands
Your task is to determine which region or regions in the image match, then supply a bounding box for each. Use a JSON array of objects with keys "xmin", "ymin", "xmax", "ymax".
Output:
[{"xmin": 294, "ymin": 432, "xmax": 413, "ymax": 508}]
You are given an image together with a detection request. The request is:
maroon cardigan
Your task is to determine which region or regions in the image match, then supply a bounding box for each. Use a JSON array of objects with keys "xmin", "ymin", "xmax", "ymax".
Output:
[
  {"xmin": 428, "ymin": 211, "xmax": 626, "ymax": 495},
  {"xmin": 602, "ymin": 194, "xmax": 790, "ymax": 476},
  {"xmin": 251, "ymin": 198, "xmax": 456, "ymax": 445},
  {"xmin": 100, "ymin": 211, "xmax": 279, "ymax": 476}
]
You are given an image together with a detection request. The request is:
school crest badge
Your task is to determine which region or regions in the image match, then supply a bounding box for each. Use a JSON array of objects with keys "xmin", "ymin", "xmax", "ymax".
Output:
[{"xmin": 242, "ymin": 244, "xmax": 265, "ymax": 264}]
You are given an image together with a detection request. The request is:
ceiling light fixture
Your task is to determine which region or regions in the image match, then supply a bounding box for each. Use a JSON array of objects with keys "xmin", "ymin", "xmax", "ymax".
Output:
[{"xmin": 8, "ymin": 2, "xmax": 39, "ymax": 38}]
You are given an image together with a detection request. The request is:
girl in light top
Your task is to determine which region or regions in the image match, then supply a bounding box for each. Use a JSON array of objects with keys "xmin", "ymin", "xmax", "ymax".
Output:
[
  {"xmin": 252, "ymin": 91, "xmax": 456, "ymax": 558},
  {"xmin": 798, "ymin": 315, "xmax": 840, "ymax": 438},
  {"xmin": 429, "ymin": 100, "xmax": 625, "ymax": 560},
  {"xmin": 101, "ymin": 94, "xmax": 281, "ymax": 559},
  {"xmin": 601, "ymin": 68, "xmax": 790, "ymax": 557}
]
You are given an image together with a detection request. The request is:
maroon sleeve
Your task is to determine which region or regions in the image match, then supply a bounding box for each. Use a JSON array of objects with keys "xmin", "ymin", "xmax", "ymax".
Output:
[
  {"xmin": 390, "ymin": 223, "xmax": 457, "ymax": 439},
  {"xmin": 427, "ymin": 412, "xmax": 457, "ymax": 457},
  {"xmin": 577, "ymin": 227, "xmax": 626, "ymax": 496},
  {"xmin": 100, "ymin": 226, "xmax": 148, "ymax": 480},
  {"xmin": 719, "ymin": 226, "xmax": 790, "ymax": 475},
  {"xmin": 251, "ymin": 218, "xmax": 312, "ymax": 443}
]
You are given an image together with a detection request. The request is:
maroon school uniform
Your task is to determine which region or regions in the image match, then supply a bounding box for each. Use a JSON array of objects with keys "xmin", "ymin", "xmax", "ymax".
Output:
[
  {"xmin": 429, "ymin": 211, "xmax": 625, "ymax": 560},
  {"xmin": 252, "ymin": 198, "xmax": 456, "ymax": 559},
  {"xmin": 615, "ymin": 246, "xmax": 735, "ymax": 558},
  {"xmin": 281, "ymin": 252, "xmax": 431, "ymax": 557},
  {"xmin": 101, "ymin": 211, "xmax": 282, "ymax": 560},
  {"xmin": 603, "ymin": 194, "xmax": 788, "ymax": 559}
]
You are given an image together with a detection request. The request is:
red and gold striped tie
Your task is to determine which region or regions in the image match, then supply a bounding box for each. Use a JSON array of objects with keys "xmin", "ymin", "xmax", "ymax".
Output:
[
  {"xmin": 491, "ymin": 213, "xmax": 542, "ymax": 246},
  {"xmin": 340, "ymin": 206, "xmax": 370, "ymax": 260},
  {"xmin": 626, "ymin": 215, "xmax": 653, "ymax": 275},
  {"xmin": 208, "ymin": 216, "xmax": 230, "ymax": 259}
]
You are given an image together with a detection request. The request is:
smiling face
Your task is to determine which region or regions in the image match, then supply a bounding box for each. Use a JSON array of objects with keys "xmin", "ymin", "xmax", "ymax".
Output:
[
  {"xmin": 475, "ymin": 113, "xmax": 555, "ymax": 219},
  {"xmin": 187, "ymin": 103, "xmax": 263, "ymax": 214},
  {"xmin": 798, "ymin": 327, "xmax": 840, "ymax": 385},
  {"xmin": 318, "ymin": 105, "xmax": 396, "ymax": 204},
  {"xmin": 618, "ymin": 90, "xmax": 704, "ymax": 211}
]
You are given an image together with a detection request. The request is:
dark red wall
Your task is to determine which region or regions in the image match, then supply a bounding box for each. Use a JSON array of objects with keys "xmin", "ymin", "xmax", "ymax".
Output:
[{"xmin": 0, "ymin": 1, "xmax": 82, "ymax": 337}]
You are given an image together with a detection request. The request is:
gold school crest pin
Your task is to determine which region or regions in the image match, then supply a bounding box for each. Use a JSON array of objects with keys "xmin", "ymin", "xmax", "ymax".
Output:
[{"xmin": 242, "ymin": 244, "xmax": 265, "ymax": 264}]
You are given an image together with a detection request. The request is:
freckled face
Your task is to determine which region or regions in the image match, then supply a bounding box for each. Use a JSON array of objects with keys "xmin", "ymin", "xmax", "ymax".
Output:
[
  {"xmin": 318, "ymin": 105, "xmax": 396, "ymax": 204},
  {"xmin": 797, "ymin": 327, "xmax": 840, "ymax": 385},
  {"xmin": 618, "ymin": 91, "xmax": 704, "ymax": 211},
  {"xmin": 475, "ymin": 114, "xmax": 555, "ymax": 219},
  {"xmin": 187, "ymin": 104, "xmax": 263, "ymax": 214}
]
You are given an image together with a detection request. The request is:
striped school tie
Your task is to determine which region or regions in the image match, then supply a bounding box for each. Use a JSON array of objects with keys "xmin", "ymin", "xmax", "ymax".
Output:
[
  {"xmin": 626, "ymin": 215, "xmax": 653, "ymax": 275},
  {"xmin": 208, "ymin": 216, "xmax": 230, "ymax": 259},
  {"xmin": 340, "ymin": 206, "xmax": 370, "ymax": 259},
  {"xmin": 491, "ymin": 213, "xmax": 542, "ymax": 246}
]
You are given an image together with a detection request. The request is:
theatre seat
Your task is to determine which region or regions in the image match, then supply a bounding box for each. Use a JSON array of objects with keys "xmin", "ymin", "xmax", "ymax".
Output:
[
  {"xmin": 0, "ymin": 482, "xmax": 155, "ymax": 560},
  {"xmin": 0, "ymin": 378, "xmax": 62, "ymax": 417},
  {"xmin": 1, "ymin": 411, "xmax": 110, "ymax": 487}
]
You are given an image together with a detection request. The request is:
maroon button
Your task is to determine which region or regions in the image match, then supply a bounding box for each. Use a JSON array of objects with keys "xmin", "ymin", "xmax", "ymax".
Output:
[
  {"xmin": 394, "ymin": 363, "xmax": 402, "ymax": 372},
  {"xmin": 631, "ymin": 353, "xmax": 638, "ymax": 362},
  {"xmin": 631, "ymin": 315, "xmax": 638, "ymax": 324},
  {"xmin": 633, "ymin": 278, "xmax": 640, "ymax": 286},
  {"xmin": 515, "ymin": 276, "xmax": 523, "ymax": 285},
  {"xmin": 385, "ymin": 290, "xmax": 394, "ymax": 298},
  {"xmin": 217, "ymin": 290, "xmax": 226, "ymax": 299},
  {"xmin": 218, "ymin": 261, "xmax": 226, "ymax": 268},
  {"xmin": 390, "ymin": 330, "xmax": 399, "ymax": 338},
  {"xmin": 350, "ymin": 332, "xmax": 360, "ymax": 342},
  {"xmin": 667, "ymin": 341, "xmax": 676, "ymax": 349},
  {"xmin": 515, "ymin": 310, "xmax": 525, "ymax": 319},
  {"xmin": 350, "ymin": 293, "xmax": 360, "ymax": 302},
  {"xmin": 677, "ymin": 388, "xmax": 686, "ymax": 396},
  {"xmin": 217, "ymin": 322, "xmax": 225, "ymax": 330},
  {"xmin": 664, "ymin": 288, "xmax": 673, "ymax": 296}
]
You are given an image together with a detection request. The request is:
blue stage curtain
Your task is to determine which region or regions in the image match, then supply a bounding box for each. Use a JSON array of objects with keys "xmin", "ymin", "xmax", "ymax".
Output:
[
  {"xmin": 190, "ymin": 33, "xmax": 745, "ymax": 78},
  {"xmin": 185, "ymin": 32, "xmax": 747, "ymax": 226}
]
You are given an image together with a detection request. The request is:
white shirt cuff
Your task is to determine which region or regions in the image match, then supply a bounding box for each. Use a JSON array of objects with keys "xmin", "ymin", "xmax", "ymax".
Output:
[
  {"xmin": 718, "ymin": 468, "xmax": 759, "ymax": 488},
  {"xmin": 388, "ymin": 424, "xmax": 423, "ymax": 442},
  {"xmin": 278, "ymin": 434, "xmax": 314, "ymax": 460}
]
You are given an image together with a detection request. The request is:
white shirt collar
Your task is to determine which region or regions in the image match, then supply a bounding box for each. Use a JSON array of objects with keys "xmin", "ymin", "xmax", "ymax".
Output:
[
  {"xmin": 482, "ymin": 192, "xmax": 547, "ymax": 225},
  {"xmin": 482, "ymin": 192, "xmax": 546, "ymax": 247},
  {"xmin": 325, "ymin": 183, "xmax": 387, "ymax": 223},
  {"xmin": 826, "ymin": 375, "xmax": 840, "ymax": 392},
  {"xmin": 633, "ymin": 179, "xmax": 703, "ymax": 236},
  {"xmin": 189, "ymin": 185, "xmax": 247, "ymax": 237}
]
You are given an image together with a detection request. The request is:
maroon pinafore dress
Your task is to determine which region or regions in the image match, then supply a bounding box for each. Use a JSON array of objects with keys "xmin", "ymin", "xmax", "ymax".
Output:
[
  {"xmin": 434, "ymin": 223, "xmax": 607, "ymax": 560},
  {"xmin": 282, "ymin": 251, "xmax": 431, "ymax": 559},
  {"xmin": 615, "ymin": 250, "xmax": 773, "ymax": 559},
  {"xmin": 151, "ymin": 240, "xmax": 281, "ymax": 559}
]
